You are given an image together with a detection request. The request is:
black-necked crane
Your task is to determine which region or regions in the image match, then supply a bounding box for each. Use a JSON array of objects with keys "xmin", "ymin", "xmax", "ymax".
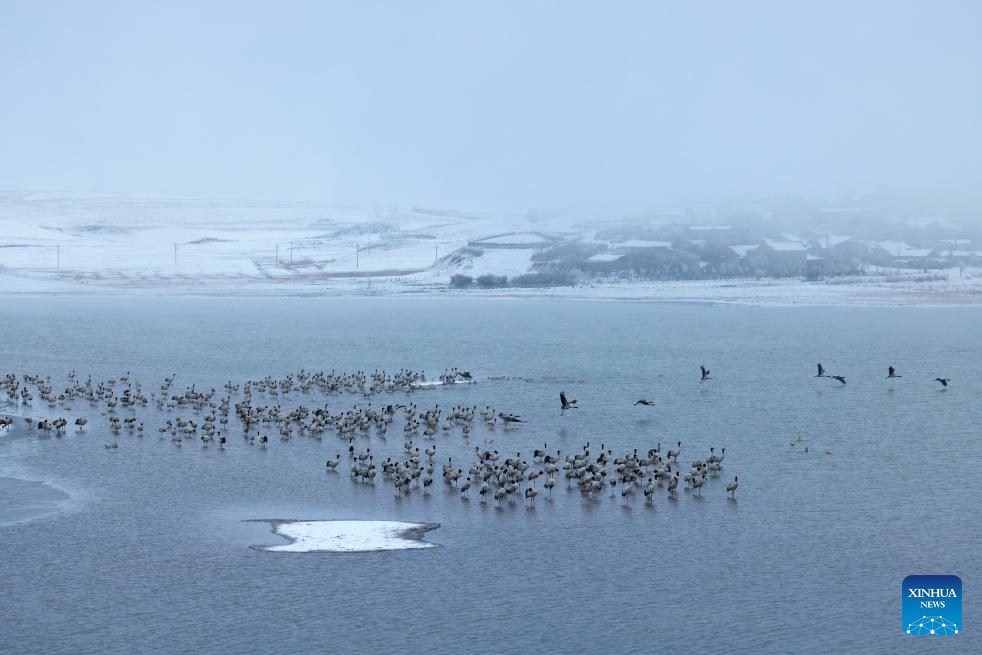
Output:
[
  {"xmin": 544, "ymin": 475, "xmax": 556, "ymax": 496},
  {"xmin": 667, "ymin": 441, "xmax": 682, "ymax": 461},
  {"xmin": 643, "ymin": 478, "xmax": 656, "ymax": 503},
  {"xmin": 700, "ymin": 366, "xmax": 712, "ymax": 382},
  {"xmin": 560, "ymin": 391, "xmax": 577, "ymax": 414},
  {"xmin": 832, "ymin": 375, "xmax": 846, "ymax": 385},
  {"xmin": 815, "ymin": 363, "xmax": 828, "ymax": 377},
  {"xmin": 726, "ymin": 475, "xmax": 739, "ymax": 498}
]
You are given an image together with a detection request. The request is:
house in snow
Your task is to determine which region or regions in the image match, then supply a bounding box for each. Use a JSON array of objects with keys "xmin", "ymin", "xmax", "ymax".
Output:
[
  {"xmin": 876, "ymin": 241, "xmax": 935, "ymax": 268},
  {"xmin": 580, "ymin": 251, "xmax": 625, "ymax": 273},
  {"xmin": 616, "ymin": 239, "xmax": 674, "ymax": 251},
  {"xmin": 744, "ymin": 240, "xmax": 809, "ymax": 276},
  {"xmin": 468, "ymin": 232, "xmax": 557, "ymax": 249},
  {"xmin": 936, "ymin": 238, "xmax": 973, "ymax": 250},
  {"xmin": 728, "ymin": 244, "xmax": 759, "ymax": 261},
  {"xmin": 934, "ymin": 250, "xmax": 982, "ymax": 266},
  {"xmin": 580, "ymin": 239, "xmax": 697, "ymax": 277},
  {"xmin": 808, "ymin": 236, "xmax": 885, "ymax": 266}
]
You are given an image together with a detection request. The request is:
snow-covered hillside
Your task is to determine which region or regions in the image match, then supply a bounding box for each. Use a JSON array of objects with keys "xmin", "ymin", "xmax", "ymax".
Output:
[
  {"xmin": 0, "ymin": 191, "xmax": 551, "ymax": 292},
  {"xmin": 2, "ymin": 191, "xmax": 982, "ymax": 305}
]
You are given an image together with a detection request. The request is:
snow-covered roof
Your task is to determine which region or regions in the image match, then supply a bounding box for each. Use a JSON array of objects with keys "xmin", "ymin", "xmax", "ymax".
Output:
[
  {"xmin": 584, "ymin": 252, "xmax": 624, "ymax": 263},
  {"xmin": 938, "ymin": 239, "xmax": 972, "ymax": 246},
  {"xmin": 617, "ymin": 239, "xmax": 672, "ymax": 249},
  {"xmin": 688, "ymin": 225, "xmax": 732, "ymax": 231},
  {"xmin": 877, "ymin": 241, "xmax": 932, "ymax": 257},
  {"xmin": 765, "ymin": 240, "xmax": 809, "ymax": 252},
  {"xmin": 729, "ymin": 244, "xmax": 758, "ymax": 258},
  {"xmin": 474, "ymin": 232, "xmax": 553, "ymax": 245},
  {"xmin": 821, "ymin": 235, "xmax": 856, "ymax": 248},
  {"xmin": 936, "ymin": 250, "xmax": 980, "ymax": 258}
]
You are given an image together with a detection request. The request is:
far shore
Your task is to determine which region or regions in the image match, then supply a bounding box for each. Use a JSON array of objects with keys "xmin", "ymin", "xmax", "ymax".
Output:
[{"xmin": 2, "ymin": 272, "xmax": 982, "ymax": 307}]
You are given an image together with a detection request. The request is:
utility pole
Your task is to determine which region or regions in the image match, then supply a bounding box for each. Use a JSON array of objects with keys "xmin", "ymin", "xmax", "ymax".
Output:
[
  {"xmin": 275, "ymin": 244, "xmax": 279, "ymax": 267},
  {"xmin": 290, "ymin": 241, "xmax": 294, "ymax": 265},
  {"xmin": 434, "ymin": 245, "xmax": 438, "ymax": 262},
  {"xmin": 56, "ymin": 244, "xmax": 60, "ymax": 270},
  {"xmin": 174, "ymin": 243, "xmax": 178, "ymax": 267},
  {"xmin": 356, "ymin": 244, "xmax": 359, "ymax": 269}
]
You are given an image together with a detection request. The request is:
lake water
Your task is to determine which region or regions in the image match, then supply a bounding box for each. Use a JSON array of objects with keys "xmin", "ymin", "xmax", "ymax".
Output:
[{"xmin": 1, "ymin": 296, "xmax": 980, "ymax": 654}]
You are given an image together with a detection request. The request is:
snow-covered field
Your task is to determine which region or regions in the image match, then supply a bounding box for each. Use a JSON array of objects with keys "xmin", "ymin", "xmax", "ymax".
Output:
[
  {"xmin": 258, "ymin": 520, "xmax": 439, "ymax": 552},
  {"xmin": 0, "ymin": 191, "xmax": 540, "ymax": 292},
  {"xmin": 2, "ymin": 191, "xmax": 981, "ymax": 305}
]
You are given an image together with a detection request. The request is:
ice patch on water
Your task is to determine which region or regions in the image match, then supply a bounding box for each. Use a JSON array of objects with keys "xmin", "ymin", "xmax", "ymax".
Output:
[
  {"xmin": 412, "ymin": 379, "xmax": 476, "ymax": 388},
  {"xmin": 0, "ymin": 451, "xmax": 92, "ymax": 526},
  {"xmin": 0, "ymin": 476, "xmax": 73, "ymax": 526},
  {"xmin": 253, "ymin": 519, "xmax": 439, "ymax": 552}
]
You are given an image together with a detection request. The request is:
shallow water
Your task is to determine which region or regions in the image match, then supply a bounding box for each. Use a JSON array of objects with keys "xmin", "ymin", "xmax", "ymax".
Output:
[{"xmin": 1, "ymin": 296, "xmax": 980, "ymax": 654}]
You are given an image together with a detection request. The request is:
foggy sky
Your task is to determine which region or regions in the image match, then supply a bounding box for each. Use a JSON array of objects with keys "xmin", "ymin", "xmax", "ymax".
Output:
[{"xmin": 1, "ymin": 1, "xmax": 980, "ymax": 212}]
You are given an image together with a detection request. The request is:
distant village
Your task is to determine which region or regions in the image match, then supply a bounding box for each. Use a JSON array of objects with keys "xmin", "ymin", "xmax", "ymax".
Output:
[{"xmin": 450, "ymin": 205, "xmax": 982, "ymax": 288}]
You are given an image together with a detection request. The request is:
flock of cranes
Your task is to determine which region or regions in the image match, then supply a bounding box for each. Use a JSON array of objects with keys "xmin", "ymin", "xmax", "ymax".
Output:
[
  {"xmin": 811, "ymin": 363, "xmax": 951, "ymax": 387},
  {"xmin": 2, "ymin": 358, "xmax": 964, "ymax": 510},
  {"xmin": 2, "ymin": 358, "xmax": 962, "ymax": 505},
  {"xmin": 335, "ymin": 435, "xmax": 738, "ymax": 506},
  {"xmin": 1, "ymin": 366, "xmax": 746, "ymax": 511}
]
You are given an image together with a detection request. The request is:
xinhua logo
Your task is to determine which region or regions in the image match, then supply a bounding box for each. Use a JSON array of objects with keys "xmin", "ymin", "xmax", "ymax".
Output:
[{"xmin": 903, "ymin": 575, "xmax": 962, "ymax": 635}]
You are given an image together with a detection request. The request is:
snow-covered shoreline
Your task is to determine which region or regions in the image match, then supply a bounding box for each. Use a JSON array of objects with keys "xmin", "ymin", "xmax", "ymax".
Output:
[{"xmin": 3, "ymin": 269, "xmax": 982, "ymax": 306}]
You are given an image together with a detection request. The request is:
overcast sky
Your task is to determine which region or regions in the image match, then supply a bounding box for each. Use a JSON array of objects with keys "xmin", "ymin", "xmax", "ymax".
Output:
[{"xmin": 1, "ymin": 1, "xmax": 980, "ymax": 212}]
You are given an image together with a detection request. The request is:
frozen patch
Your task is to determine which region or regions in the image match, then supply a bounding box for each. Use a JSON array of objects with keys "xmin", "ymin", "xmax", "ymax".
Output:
[{"xmin": 250, "ymin": 519, "xmax": 439, "ymax": 552}]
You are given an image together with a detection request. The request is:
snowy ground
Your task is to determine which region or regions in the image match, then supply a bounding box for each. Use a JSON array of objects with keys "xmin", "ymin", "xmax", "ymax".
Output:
[
  {"xmin": 0, "ymin": 191, "xmax": 538, "ymax": 291},
  {"xmin": 2, "ymin": 191, "xmax": 982, "ymax": 305}
]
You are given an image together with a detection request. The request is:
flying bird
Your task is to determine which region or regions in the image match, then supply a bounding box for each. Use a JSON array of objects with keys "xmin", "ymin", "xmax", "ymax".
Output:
[
  {"xmin": 815, "ymin": 363, "xmax": 827, "ymax": 377},
  {"xmin": 886, "ymin": 366, "xmax": 901, "ymax": 379},
  {"xmin": 831, "ymin": 375, "xmax": 846, "ymax": 385},
  {"xmin": 634, "ymin": 399, "xmax": 654, "ymax": 406},
  {"xmin": 700, "ymin": 366, "xmax": 712, "ymax": 382},
  {"xmin": 560, "ymin": 391, "xmax": 577, "ymax": 414},
  {"xmin": 935, "ymin": 377, "xmax": 951, "ymax": 387}
]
